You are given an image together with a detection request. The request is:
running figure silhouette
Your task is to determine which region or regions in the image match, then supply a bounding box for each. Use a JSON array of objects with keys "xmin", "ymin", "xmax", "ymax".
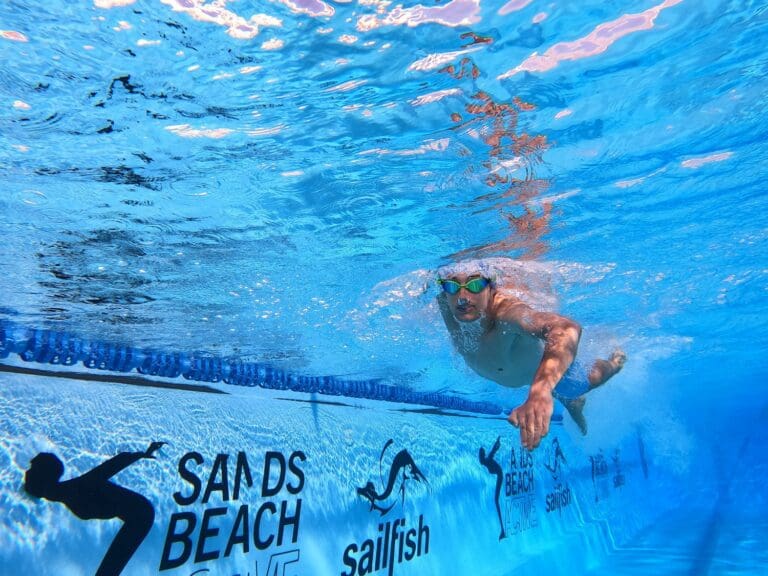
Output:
[{"xmin": 24, "ymin": 441, "xmax": 165, "ymax": 576}]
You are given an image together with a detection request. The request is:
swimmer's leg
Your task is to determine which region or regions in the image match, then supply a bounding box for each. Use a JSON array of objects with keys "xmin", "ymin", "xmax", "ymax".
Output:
[
  {"xmin": 560, "ymin": 396, "xmax": 588, "ymax": 435},
  {"xmin": 494, "ymin": 476, "xmax": 505, "ymax": 540},
  {"xmin": 558, "ymin": 350, "xmax": 626, "ymax": 435},
  {"xmin": 95, "ymin": 493, "xmax": 154, "ymax": 576}
]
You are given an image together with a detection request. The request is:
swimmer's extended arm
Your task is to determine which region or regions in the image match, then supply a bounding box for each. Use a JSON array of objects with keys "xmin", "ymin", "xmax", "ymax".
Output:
[
  {"xmin": 80, "ymin": 452, "xmax": 145, "ymax": 482},
  {"xmin": 495, "ymin": 298, "xmax": 581, "ymax": 449},
  {"xmin": 81, "ymin": 442, "xmax": 165, "ymax": 481}
]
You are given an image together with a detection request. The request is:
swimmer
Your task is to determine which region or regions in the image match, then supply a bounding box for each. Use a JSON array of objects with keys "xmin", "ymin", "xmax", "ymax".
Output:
[{"xmin": 436, "ymin": 259, "xmax": 625, "ymax": 450}]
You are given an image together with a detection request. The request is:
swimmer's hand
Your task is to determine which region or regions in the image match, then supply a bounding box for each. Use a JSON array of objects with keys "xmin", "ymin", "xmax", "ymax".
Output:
[
  {"xmin": 508, "ymin": 386, "xmax": 554, "ymax": 450},
  {"xmin": 144, "ymin": 441, "xmax": 166, "ymax": 459}
]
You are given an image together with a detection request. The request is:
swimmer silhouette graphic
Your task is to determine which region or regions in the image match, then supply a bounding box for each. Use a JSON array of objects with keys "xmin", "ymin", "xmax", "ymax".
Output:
[
  {"xmin": 479, "ymin": 437, "xmax": 506, "ymax": 540},
  {"xmin": 544, "ymin": 437, "xmax": 567, "ymax": 481},
  {"xmin": 356, "ymin": 439, "xmax": 428, "ymax": 516},
  {"xmin": 24, "ymin": 442, "xmax": 164, "ymax": 576}
]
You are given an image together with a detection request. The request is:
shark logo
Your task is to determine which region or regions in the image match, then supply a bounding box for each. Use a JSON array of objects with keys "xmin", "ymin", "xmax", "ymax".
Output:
[
  {"xmin": 356, "ymin": 439, "xmax": 428, "ymax": 515},
  {"xmin": 23, "ymin": 442, "xmax": 164, "ymax": 576}
]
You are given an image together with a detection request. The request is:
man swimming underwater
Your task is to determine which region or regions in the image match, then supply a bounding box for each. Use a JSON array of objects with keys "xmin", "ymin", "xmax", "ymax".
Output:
[{"xmin": 436, "ymin": 260, "xmax": 625, "ymax": 450}]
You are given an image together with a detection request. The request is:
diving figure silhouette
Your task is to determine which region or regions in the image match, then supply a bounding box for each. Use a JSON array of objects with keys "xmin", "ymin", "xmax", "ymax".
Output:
[{"xmin": 24, "ymin": 441, "xmax": 165, "ymax": 576}]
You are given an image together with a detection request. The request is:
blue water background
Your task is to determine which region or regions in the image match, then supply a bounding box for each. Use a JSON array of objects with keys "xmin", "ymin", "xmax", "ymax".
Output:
[{"xmin": 1, "ymin": 0, "xmax": 767, "ymax": 572}]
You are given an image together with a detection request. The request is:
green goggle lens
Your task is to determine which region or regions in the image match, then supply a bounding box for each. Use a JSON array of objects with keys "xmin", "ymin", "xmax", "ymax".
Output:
[{"xmin": 438, "ymin": 277, "xmax": 490, "ymax": 295}]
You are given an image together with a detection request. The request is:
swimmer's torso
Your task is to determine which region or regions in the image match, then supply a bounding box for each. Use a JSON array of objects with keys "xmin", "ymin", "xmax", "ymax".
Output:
[{"xmin": 451, "ymin": 319, "xmax": 543, "ymax": 389}]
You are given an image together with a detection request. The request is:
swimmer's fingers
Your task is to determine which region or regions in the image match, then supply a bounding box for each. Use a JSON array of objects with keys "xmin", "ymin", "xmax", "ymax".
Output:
[
  {"xmin": 516, "ymin": 411, "xmax": 533, "ymax": 450},
  {"xmin": 145, "ymin": 441, "xmax": 166, "ymax": 458},
  {"xmin": 509, "ymin": 407, "xmax": 536, "ymax": 449},
  {"xmin": 528, "ymin": 417, "xmax": 544, "ymax": 449},
  {"xmin": 530, "ymin": 407, "xmax": 554, "ymax": 449},
  {"xmin": 520, "ymin": 425, "xmax": 536, "ymax": 450},
  {"xmin": 511, "ymin": 403, "xmax": 552, "ymax": 449},
  {"xmin": 509, "ymin": 408, "xmax": 528, "ymax": 446},
  {"xmin": 531, "ymin": 391, "xmax": 554, "ymax": 449},
  {"xmin": 537, "ymin": 412, "xmax": 550, "ymax": 441}
]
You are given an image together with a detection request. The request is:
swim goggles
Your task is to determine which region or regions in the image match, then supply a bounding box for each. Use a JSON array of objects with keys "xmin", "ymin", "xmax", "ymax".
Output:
[{"xmin": 437, "ymin": 277, "xmax": 490, "ymax": 295}]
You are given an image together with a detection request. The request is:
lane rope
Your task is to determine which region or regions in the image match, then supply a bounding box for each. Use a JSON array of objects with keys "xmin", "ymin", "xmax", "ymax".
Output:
[{"xmin": 0, "ymin": 321, "xmax": 503, "ymax": 415}]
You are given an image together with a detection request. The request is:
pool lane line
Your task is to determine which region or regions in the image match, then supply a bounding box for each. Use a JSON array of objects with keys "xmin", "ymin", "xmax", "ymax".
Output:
[{"xmin": 0, "ymin": 362, "xmax": 229, "ymax": 395}]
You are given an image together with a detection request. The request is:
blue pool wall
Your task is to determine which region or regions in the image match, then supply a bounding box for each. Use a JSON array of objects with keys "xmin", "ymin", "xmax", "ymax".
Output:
[
  {"xmin": 0, "ymin": 322, "xmax": 710, "ymax": 575},
  {"xmin": 1, "ymin": 374, "xmax": 675, "ymax": 576}
]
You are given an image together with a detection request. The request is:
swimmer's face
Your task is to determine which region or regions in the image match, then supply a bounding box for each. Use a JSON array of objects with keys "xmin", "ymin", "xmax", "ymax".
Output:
[{"xmin": 441, "ymin": 273, "xmax": 492, "ymax": 322}]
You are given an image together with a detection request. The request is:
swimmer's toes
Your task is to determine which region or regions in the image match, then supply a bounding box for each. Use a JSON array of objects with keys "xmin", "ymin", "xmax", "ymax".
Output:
[{"xmin": 611, "ymin": 349, "xmax": 627, "ymax": 369}]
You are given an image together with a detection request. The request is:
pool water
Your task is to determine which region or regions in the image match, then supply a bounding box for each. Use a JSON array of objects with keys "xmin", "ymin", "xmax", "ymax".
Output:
[{"xmin": 1, "ymin": 0, "xmax": 767, "ymax": 574}]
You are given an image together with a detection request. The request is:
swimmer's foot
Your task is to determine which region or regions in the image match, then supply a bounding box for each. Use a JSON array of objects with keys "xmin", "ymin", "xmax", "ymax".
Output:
[
  {"xmin": 609, "ymin": 349, "xmax": 627, "ymax": 373},
  {"xmin": 588, "ymin": 349, "xmax": 627, "ymax": 389},
  {"xmin": 562, "ymin": 396, "xmax": 588, "ymax": 435}
]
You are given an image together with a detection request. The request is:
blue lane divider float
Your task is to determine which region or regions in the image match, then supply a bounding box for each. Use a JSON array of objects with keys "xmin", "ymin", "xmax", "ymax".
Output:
[{"xmin": 0, "ymin": 320, "xmax": 503, "ymax": 415}]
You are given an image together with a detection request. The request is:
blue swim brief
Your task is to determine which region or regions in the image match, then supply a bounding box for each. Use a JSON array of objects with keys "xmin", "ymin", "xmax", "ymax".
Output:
[{"xmin": 553, "ymin": 358, "xmax": 592, "ymax": 400}]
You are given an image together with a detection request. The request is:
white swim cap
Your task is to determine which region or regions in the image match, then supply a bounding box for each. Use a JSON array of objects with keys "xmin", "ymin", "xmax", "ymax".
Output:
[
  {"xmin": 436, "ymin": 259, "xmax": 500, "ymax": 287},
  {"xmin": 437, "ymin": 257, "xmax": 561, "ymax": 310}
]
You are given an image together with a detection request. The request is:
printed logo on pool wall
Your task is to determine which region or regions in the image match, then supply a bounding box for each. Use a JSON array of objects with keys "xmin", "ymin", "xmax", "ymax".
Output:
[
  {"xmin": 612, "ymin": 448, "xmax": 625, "ymax": 489},
  {"xmin": 24, "ymin": 442, "xmax": 307, "ymax": 576},
  {"xmin": 160, "ymin": 448, "xmax": 306, "ymax": 574},
  {"xmin": 589, "ymin": 449, "xmax": 611, "ymax": 502},
  {"xmin": 543, "ymin": 438, "xmax": 573, "ymax": 516},
  {"xmin": 24, "ymin": 442, "xmax": 164, "ymax": 576},
  {"xmin": 590, "ymin": 447, "xmax": 629, "ymax": 503},
  {"xmin": 342, "ymin": 439, "xmax": 431, "ymax": 576},
  {"xmin": 479, "ymin": 436, "xmax": 538, "ymax": 541}
]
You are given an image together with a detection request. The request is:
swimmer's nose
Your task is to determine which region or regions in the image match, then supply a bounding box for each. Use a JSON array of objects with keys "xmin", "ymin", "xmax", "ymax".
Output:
[{"xmin": 457, "ymin": 297, "xmax": 470, "ymax": 306}]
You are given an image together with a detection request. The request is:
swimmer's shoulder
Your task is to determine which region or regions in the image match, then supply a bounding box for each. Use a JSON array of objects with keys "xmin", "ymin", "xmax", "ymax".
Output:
[{"xmin": 489, "ymin": 291, "xmax": 529, "ymax": 328}]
